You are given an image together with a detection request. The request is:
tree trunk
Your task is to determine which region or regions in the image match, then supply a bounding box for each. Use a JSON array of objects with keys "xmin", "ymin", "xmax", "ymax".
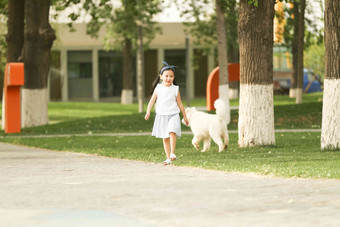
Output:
[
  {"xmin": 296, "ymin": 0, "xmax": 305, "ymax": 104},
  {"xmin": 321, "ymin": 0, "xmax": 340, "ymax": 150},
  {"xmin": 2, "ymin": 0, "xmax": 25, "ymax": 130},
  {"xmin": 215, "ymin": 0, "xmax": 230, "ymax": 123},
  {"xmin": 238, "ymin": 0, "xmax": 276, "ymax": 147},
  {"xmin": 1, "ymin": 53, "xmax": 4, "ymax": 130},
  {"xmin": 121, "ymin": 37, "xmax": 134, "ymax": 104},
  {"xmin": 6, "ymin": 0, "xmax": 25, "ymax": 62},
  {"xmin": 21, "ymin": 0, "xmax": 56, "ymax": 128},
  {"xmin": 137, "ymin": 25, "xmax": 144, "ymax": 112},
  {"xmin": 290, "ymin": 0, "xmax": 299, "ymax": 98},
  {"xmin": 0, "ymin": 57, "xmax": 3, "ymax": 101},
  {"xmin": 226, "ymin": 0, "xmax": 239, "ymax": 99}
]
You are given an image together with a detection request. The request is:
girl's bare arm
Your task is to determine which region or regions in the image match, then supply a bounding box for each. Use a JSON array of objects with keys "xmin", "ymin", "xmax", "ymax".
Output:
[
  {"xmin": 176, "ymin": 91, "xmax": 189, "ymax": 125},
  {"xmin": 145, "ymin": 92, "xmax": 157, "ymax": 120}
]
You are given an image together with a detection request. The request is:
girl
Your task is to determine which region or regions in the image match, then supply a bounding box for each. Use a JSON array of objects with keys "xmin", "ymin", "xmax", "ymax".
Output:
[{"xmin": 145, "ymin": 61, "xmax": 189, "ymax": 165}]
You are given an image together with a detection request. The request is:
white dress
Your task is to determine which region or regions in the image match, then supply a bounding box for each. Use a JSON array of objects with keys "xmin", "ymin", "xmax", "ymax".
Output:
[{"xmin": 152, "ymin": 83, "xmax": 181, "ymax": 138}]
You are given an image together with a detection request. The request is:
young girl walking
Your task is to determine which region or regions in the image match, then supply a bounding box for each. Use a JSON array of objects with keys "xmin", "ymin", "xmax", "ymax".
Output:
[{"xmin": 145, "ymin": 61, "xmax": 189, "ymax": 165}]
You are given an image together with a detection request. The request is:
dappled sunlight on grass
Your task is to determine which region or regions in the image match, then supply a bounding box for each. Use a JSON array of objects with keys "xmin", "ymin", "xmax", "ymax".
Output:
[
  {"xmin": 1, "ymin": 92, "xmax": 337, "ymax": 179},
  {"xmin": 0, "ymin": 93, "xmax": 323, "ymax": 136},
  {"xmin": 1, "ymin": 132, "xmax": 339, "ymax": 179},
  {"xmin": 273, "ymin": 92, "xmax": 323, "ymax": 105}
]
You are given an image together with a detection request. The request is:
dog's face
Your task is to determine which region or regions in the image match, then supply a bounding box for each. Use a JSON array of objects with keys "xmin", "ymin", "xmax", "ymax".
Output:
[{"xmin": 182, "ymin": 107, "xmax": 197, "ymax": 126}]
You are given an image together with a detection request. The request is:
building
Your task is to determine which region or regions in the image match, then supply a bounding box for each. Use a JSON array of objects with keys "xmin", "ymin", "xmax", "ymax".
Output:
[{"xmin": 50, "ymin": 22, "xmax": 216, "ymax": 102}]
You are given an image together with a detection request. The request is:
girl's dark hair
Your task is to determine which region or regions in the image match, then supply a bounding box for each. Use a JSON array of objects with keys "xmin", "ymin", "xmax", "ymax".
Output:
[{"xmin": 149, "ymin": 68, "xmax": 178, "ymax": 96}]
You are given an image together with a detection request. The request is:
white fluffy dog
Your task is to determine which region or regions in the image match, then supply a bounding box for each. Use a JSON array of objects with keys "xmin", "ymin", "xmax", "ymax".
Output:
[{"xmin": 182, "ymin": 99, "xmax": 230, "ymax": 152}]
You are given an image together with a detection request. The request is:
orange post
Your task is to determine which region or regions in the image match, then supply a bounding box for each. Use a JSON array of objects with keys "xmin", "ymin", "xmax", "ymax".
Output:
[
  {"xmin": 3, "ymin": 63, "xmax": 24, "ymax": 133},
  {"xmin": 206, "ymin": 63, "xmax": 240, "ymax": 111},
  {"xmin": 206, "ymin": 67, "xmax": 219, "ymax": 111}
]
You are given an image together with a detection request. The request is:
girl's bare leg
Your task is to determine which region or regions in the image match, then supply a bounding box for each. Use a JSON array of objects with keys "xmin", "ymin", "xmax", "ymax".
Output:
[
  {"xmin": 170, "ymin": 132, "xmax": 176, "ymax": 155},
  {"xmin": 163, "ymin": 137, "xmax": 171, "ymax": 160}
]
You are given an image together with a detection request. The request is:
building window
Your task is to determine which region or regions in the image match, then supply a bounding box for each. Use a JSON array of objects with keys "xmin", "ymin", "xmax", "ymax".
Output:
[
  {"xmin": 68, "ymin": 51, "xmax": 92, "ymax": 79},
  {"xmin": 49, "ymin": 50, "xmax": 62, "ymax": 100},
  {"xmin": 67, "ymin": 50, "xmax": 93, "ymax": 99},
  {"xmin": 98, "ymin": 51, "xmax": 123, "ymax": 98},
  {"xmin": 164, "ymin": 49, "xmax": 186, "ymax": 96},
  {"xmin": 98, "ymin": 50, "xmax": 137, "ymax": 98}
]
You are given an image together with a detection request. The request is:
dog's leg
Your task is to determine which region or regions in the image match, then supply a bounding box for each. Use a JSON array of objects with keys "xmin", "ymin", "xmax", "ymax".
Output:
[
  {"xmin": 192, "ymin": 135, "xmax": 201, "ymax": 150},
  {"xmin": 210, "ymin": 129, "xmax": 224, "ymax": 152},
  {"xmin": 202, "ymin": 138, "xmax": 211, "ymax": 152},
  {"xmin": 223, "ymin": 133, "xmax": 229, "ymax": 150},
  {"xmin": 216, "ymin": 139, "xmax": 225, "ymax": 152}
]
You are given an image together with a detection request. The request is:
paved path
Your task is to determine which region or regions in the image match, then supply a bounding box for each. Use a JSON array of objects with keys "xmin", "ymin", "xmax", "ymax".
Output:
[{"xmin": 1, "ymin": 142, "xmax": 339, "ymax": 227}]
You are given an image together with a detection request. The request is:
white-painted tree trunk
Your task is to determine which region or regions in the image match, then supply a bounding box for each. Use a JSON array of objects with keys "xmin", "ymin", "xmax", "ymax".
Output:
[
  {"xmin": 238, "ymin": 84, "xmax": 275, "ymax": 147},
  {"xmin": 295, "ymin": 88, "xmax": 302, "ymax": 104},
  {"xmin": 219, "ymin": 84, "xmax": 231, "ymax": 124},
  {"xmin": 121, "ymin": 89, "xmax": 133, "ymax": 104},
  {"xmin": 289, "ymin": 88, "xmax": 296, "ymax": 98},
  {"xmin": 21, "ymin": 88, "xmax": 48, "ymax": 128},
  {"xmin": 321, "ymin": 79, "xmax": 340, "ymax": 150},
  {"xmin": 229, "ymin": 88, "xmax": 239, "ymax": 99}
]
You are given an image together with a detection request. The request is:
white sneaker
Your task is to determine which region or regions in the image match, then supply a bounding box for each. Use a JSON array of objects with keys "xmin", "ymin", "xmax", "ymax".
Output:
[
  {"xmin": 170, "ymin": 154, "xmax": 177, "ymax": 161},
  {"xmin": 163, "ymin": 159, "xmax": 171, "ymax": 165}
]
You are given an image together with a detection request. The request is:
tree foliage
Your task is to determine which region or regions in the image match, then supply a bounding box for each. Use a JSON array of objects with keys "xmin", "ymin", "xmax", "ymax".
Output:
[
  {"xmin": 277, "ymin": 0, "xmax": 324, "ymax": 50},
  {"xmin": 304, "ymin": 42, "xmax": 324, "ymax": 80},
  {"xmin": 0, "ymin": 0, "xmax": 8, "ymax": 100},
  {"xmin": 0, "ymin": 0, "xmax": 7, "ymax": 55},
  {"xmin": 0, "ymin": 0, "xmax": 7, "ymax": 17},
  {"xmin": 247, "ymin": 0, "xmax": 258, "ymax": 7},
  {"xmin": 176, "ymin": 0, "xmax": 239, "ymax": 63},
  {"xmin": 276, "ymin": 0, "xmax": 324, "ymax": 82},
  {"xmin": 51, "ymin": 0, "xmax": 164, "ymax": 103},
  {"xmin": 53, "ymin": 0, "xmax": 163, "ymax": 51}
]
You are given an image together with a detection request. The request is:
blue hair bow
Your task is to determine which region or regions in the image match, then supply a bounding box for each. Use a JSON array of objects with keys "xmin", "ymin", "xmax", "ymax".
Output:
[{"xmin": 160, "ymin": 61, "xmax": 177, "ymax": 74}]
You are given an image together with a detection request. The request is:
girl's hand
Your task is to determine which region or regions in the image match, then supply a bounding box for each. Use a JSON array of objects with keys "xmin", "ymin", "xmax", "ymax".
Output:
[
  {"xmin": 183, "ymin": 116, "xmax": 189, "ymax": 126},
  {"xmin": 145, "ymin": 113, "xmax": 150, "ymax": 120}
]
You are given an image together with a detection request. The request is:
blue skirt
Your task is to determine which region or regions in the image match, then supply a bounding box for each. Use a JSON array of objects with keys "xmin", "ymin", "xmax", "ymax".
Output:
[{"xmin": 152, "ymin": 114, "xmax": 181, "ymax": 138}]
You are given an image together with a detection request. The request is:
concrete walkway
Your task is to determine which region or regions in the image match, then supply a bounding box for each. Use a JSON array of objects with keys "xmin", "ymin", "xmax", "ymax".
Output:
[{"xmin": 1, "ymin": 142, "xmax": 340, "ymax": 227}]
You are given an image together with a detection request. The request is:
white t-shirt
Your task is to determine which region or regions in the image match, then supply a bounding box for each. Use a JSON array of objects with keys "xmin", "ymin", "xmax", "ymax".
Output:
[{"xmin": 155, "ymin": 83, "xmax": 180, "ymax": 115}]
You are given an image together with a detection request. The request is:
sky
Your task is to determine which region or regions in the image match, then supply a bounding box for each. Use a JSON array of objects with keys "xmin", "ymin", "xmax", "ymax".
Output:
[{"xmin": 154, "ymin": 1, "xmax": 185, "ymax": 23}]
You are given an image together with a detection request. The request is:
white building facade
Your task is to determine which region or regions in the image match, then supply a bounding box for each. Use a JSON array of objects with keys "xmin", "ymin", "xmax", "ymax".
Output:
[{"xmin": 50, "ymin": 22, "xmax": 216, "ymax": 102}]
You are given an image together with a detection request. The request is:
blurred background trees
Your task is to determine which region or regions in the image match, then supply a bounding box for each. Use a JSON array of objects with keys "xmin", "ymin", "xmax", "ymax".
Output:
[
  {"xmin": 275, "ymin": 0, "xmax": 324, "ymax": 101},
  {"xmin": 54, "ymin": 0, "xmax": 163, "ymax": 104},
  {"xmin": 0, "ymin": 0, "xmax": 335, "ymax": 134},
  {"xmin": 1, "ymin": 0, "xmax": 55, "ymax": 127}
]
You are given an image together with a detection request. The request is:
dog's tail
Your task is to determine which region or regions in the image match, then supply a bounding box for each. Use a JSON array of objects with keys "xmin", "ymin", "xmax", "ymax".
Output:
[{"xmin": 214, "ymin": 99, "xmax": 230, "ymax": 124}]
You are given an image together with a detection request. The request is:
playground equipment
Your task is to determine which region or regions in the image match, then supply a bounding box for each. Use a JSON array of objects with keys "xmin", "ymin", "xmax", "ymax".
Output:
[
  {"xmin": 2, "ymin": 63, "xmax": 24, "ymax": 133},
  {"xmin": 206, "ymin": 63, "xmax": 240, "ymax": 111}
]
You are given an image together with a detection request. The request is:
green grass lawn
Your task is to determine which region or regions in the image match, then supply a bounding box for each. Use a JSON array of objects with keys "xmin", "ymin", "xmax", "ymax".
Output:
[
  {"xmin": 0, "ymin": 92, "xmax": 323, "ymax": 123},
  {"xmin": 0, "ymin": 93, "xmax": 323, "ymax": 136},
  {"xmin": 1, "ymin": 132, "xmax": 339, "ymax": 179},
  {"xmin": 1, "ymin": 92, "xmax": 338, "ymax": 179},
  {"xmin": 0, "ymin": 101, "xmax": 321, "ymax": 136}
]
